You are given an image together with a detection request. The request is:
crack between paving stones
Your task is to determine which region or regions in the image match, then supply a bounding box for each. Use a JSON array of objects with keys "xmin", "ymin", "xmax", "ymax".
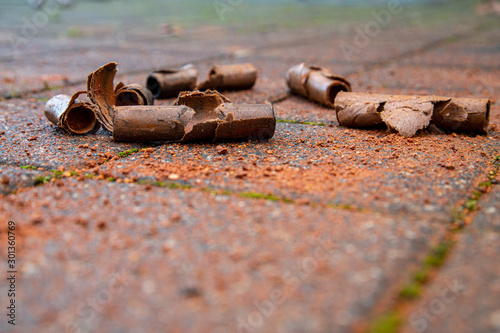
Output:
[
  {"xmin": 362, "ymin": 156, "xmax": 500, "ymax": 333},
  {"xmin": 2, "ymin": 162, "xmax": 390, "ymax": 217}
]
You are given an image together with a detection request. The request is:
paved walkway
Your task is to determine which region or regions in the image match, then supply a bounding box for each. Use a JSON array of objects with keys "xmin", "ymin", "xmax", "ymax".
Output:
[{"xmin": 0, "ymin": 1, "xmax": 499, "ymax": 332}]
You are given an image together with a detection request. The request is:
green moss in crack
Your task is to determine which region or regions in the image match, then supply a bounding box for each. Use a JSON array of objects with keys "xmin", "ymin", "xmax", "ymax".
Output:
[
  {"xmin": 136, "ymin": 179, "xmax": 152, "ymax": 186},
  {"xmin": 451, "ymin": 207, "xmax": 465, "ymax": 224},
  {"xmin": 413, "ymin": 269, "xmax": 430, "ymax": 284},
  {"xmin": 465, "ymin": 199, "xmax": 478, "ymax": 212},
  {"xmin": 155, "ymin": 181, "xmax": 191, "ymax": 190},
  {"xmin": 34, "ymin": 175, "xmax": 51, "ymax": 185},
  {"xmin": 118, "ymin": 148, "xmax": 139, "ymax": 158},
  {"xmin": 398, "ymin": 240, "xmax": 454, "ymax": 302},
  {"xmin": 367, "ymin": 311, "xmax": 402, "ymax": 333},
  {"xmin": 165, "ymin": 182, "xmax": 192, "ymax": 190},
  {"xmin": 478, "ymin": 180, "xmax": 492, "ymax": 188},
  {"xmin": 424, "ymin": 240, "xmax": 453, "ymax": 268},
  {"xmin": 239, "ymin": 192, "xmax": 292, "ymax": 202},
  {"xmin": 399, "ymin": 283, "xmax": 421, "ymax": 300},
  {"xmin": 51, "ymin": 170, "xmax": 64, "ymax": 177},
  {"xmin": 20, "ymin": 165, "xmax": 36, "ymax": 170},
  {"xmin": 276, "ymin": 119, "xmax": 326, "ymax": 126}
]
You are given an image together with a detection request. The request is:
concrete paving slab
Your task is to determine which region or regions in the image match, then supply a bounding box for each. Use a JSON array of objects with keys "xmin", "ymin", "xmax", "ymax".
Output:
[
  {"xmin": 0, "ymin": 1, "xmax": 499, "ymax": 332},
  {"xmin": 0, "ymin": 179, "xmax": 445, "ymax": 333},
  {"xmin": 401, "ymin": 184, "xmax": 500, "ymax": 333},
  {"xmin": 0, "ymin": 98, "xmax": 144, "ymax": 169},
  {"xmin": 0, "ymin": 165, "xmax": 46, "ymax": 195},
  {"xmin": 91, "ymin": 122, "xmax": 499, "ymax": 220},
  {"xmin": 274, "ymin": 96, "xmax": 338, "ymax": 125},
  {"xmin": 469, "ymin": 180, "xmax": 500, "ymax": 234},
  {"xmin": 350, "ymin": 66, "xmax": 499, "ymax": 101}
]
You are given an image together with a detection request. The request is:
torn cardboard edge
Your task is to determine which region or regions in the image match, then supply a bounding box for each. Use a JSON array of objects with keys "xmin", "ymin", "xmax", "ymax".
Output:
[
  {"xmin": 87, "ymin": 62, "xmax": 275, "ymax": 142},
  {"xmin": 146, "ymin": 64, "xmax": 198, "ymax": 99},
  {"xmin": 87, "ymin": 62, "xmax": 118, "ymax": 132},
  {"xmin": 197, "ymin": 63, "xmax": 257, "ymax": 91},
  {"xmin": 44, "ymin": 91, "xmax": 100, "ymax": 134},
  {"xmin": 286, "ymin": 63, "xmax": 352, "ymax": 108},
  {"xmin": 335, "ymin": 92, "xmax": 491, "ymax": 137}
]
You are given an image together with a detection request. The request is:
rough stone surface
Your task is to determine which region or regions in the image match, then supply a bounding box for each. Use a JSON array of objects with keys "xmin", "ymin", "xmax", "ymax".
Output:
[
  {"xmin": 0, "ymin": 1, "xmax": 499, "ymax": 332},
  {"xmin": 92, "ymin": 122, "xmax": 499, "ymax": 220},
  {"xmin": 0, "ymin": 179, "xmax": 444, "ymax": 333},
  {"xmin": 401, "ymin": 184, "xmax": 500, "ymax": 333}
]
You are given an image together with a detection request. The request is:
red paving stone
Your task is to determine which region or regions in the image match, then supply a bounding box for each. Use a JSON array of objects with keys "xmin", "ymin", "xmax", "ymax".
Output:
[
  {"xmin": 88, "ymin": 121, "xmax": 498, "ymax": 219},
  {"xmin": 0, "ymin": 98, "xmax": 144, "ymax": 169},
  {"xmin": 274, "ymin": 96, "xmax": 338, "ymax": 125},
  {"xmin": 1, "ymin": 1, "xmax": 500, "ymax": 332},
  {"xmin": 0, "ymin": 179, "xmax": 445, "ymax": 333},
  {"xmin": 0, "ymin": 165, "xmax": 43, "ymax": 195},
  {"xmin": 401, "ymin": 183, "xmax": 500, "ymax": 333}
]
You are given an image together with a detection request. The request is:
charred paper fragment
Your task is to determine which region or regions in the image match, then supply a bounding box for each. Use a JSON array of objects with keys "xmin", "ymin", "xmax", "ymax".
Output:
[
  {"xmin": 335, "ymin": 92, "xmax": 490, "ymax": 137},
  {"xmin": 197, "ymin": 63, "xmax": 257, "ymax": 91},
  {"xmin": 286, "ymin": 63, "xmax": 352, "ymax": 108},
  {"xmin": 146, "ymin": 64, "xmax": 198, "ymax": 99},
  {"xmin": 114, "ymin": 82, "xmax": 154, "ymax": 106},
  {"xmin": 88, "ymin": 62, "xmax": 275, "ymax": 142},
  {"xmin": 44, "ymin": 91, "xmax": 100, "ymax": 134}
]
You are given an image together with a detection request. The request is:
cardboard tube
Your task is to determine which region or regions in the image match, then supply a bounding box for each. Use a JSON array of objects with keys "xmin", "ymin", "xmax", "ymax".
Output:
[
  {"xmin": 115, "ymin": 82, "xmax": 154, "ymax": 106},
  {"xmin": 335, "ymin": 92, "xmax": 490, "ymax": 136},
  {"xmin": 214, "ymin": 103, "xmax": 276, "ymax": 142},
  {"xmin": 44, "ymin": 92, "xmax": 100, "ymax": 134},
  {"xmin": 88, "ymin": 63, "xmax": 275, "ymax": 142},
  {"xmin": 197, "ymin": 63, "xmax": 257, "ymax": 91},
  {"xmin": 286, "ymin": 63, "xmax": 351, "ymax": 108},
  {"xmin": 431, "ymin": 97, "xmax": 490, "ymax": 134},
  {"xmin": 174, "ymin": 90, "xmax": 275, "ymax": 142},
  {"xmin": 146, "ymin": 64, "xmax": 198, "ymax": 99},
  {"xmin": 113, "ymin": 90, "xmax": 275, "ymax": 142},
  {"xmin": 113, "ymin": 106, "xmax": 192, "ymax": 142}
]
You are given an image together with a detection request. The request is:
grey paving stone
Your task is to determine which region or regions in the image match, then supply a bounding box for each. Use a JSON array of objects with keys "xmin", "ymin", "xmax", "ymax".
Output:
[
  {"xmin": 93, "ymin": 121, "xmax": 500, "ymax": 220},
  {"xmin": 0, "ymin": 98, "xmax": 144, "ymax": 169},
  {"xmin": 0, "ymin": 179, "xmax": 445, "ymax": 333},
  {"xmin": 0, "ymin": 165, "xmax": 46, "ymax": 195},
  {"xmin": 401, "ymin": 185, "xmax": 500, "ymax": 333}
]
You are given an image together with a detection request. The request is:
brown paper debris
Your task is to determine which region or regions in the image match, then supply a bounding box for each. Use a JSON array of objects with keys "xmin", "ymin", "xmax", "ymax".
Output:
[
  {"xmin": 197, "ymin": 63, "xmax": 257, "ymax": 91},
  {"xmin": 113, "ymin": 106, "xmax": 191, "ymax": 142},
  {"xmin": 44, "ymin": 91, "xmax": 100, "ymax": 134},
  {"xmin": 286, "ymin": 63, "xmax": 352, "ymax": 108},
  {"xmin": 113, "ymin": 90, "xmax": 275, "ymax": 142},
  {"xmin": 335, "ymin": 92, "xmax": 490, "ymax": 137},
  {"xmin": 114, "ymin": 82, "xmax": 154, "ymax": 106},
  {"xmin": 87, "ymin": 62, "xmax": 118, "ymax": 132},
  {"xmin": 86, "ymin": 62, "xmax": 275, "ymax": 142},
  {"xmin": 146, "ymin": 64, "xmax": 198, "ymax": 99}
]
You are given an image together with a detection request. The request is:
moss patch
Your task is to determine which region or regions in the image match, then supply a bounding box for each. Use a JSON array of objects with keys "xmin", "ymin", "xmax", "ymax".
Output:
[
  {"xmin": 118, "ymin": 148, "xmax": 139, "ymax": 158},
  {"xmin": 367, "ymin": 311, "xmax": 402, "ymax": 333},
  {"xmin": 277, "ymin": 119, "xmax": 326, "ymax": 126}
]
